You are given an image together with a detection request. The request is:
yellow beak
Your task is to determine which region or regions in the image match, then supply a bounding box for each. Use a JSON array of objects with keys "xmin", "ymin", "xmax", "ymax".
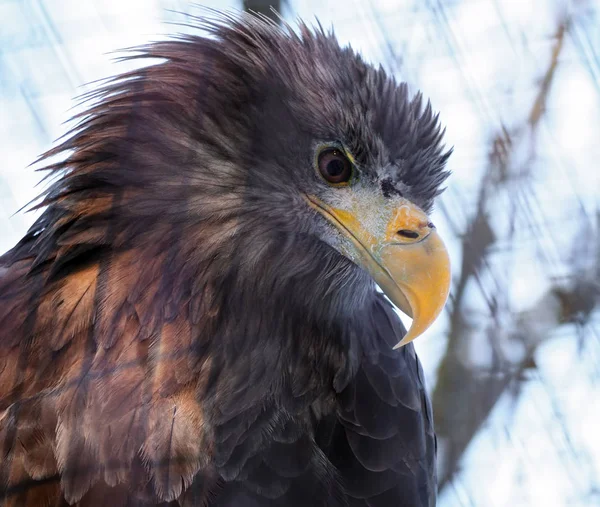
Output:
[{"xmin": 306, "ymin": 195, "xmax": 451, "ymax": 348}]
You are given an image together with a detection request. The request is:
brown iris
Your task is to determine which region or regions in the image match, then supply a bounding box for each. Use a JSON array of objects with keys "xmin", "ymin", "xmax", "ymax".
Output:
[{"xmin": 317, "ymin": 148, "xmax": 353, "ymax": 185}]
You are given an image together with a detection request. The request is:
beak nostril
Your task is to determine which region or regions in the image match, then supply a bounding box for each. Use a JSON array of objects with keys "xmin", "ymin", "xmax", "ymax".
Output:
[
  {"xmin": 397, "ymin": 229, "xmax": 420, "ymax": 239},
  {"xmin": 427, "ymin": 222, "xmax": 435, "ymax": 229}
]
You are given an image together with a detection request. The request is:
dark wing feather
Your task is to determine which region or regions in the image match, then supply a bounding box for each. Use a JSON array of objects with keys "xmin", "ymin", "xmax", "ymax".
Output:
[
  {"xmin": 325, "ymin": 294, "xmax": 437, "ymax": 507},
  {"xmin": 211, "ymin": 295, "xmax": 437, "ymax": 507}
]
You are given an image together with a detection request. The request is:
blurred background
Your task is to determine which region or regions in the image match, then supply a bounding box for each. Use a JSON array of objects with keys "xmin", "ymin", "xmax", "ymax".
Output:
[{"xmin": 0, "ymin": 0, "xmax": 598, "ymax": 505}]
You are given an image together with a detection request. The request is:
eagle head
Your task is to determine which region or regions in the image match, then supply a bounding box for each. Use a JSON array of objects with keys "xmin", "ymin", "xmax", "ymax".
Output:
[{"xmin": 27, "ymin": 12, "xmax": 451, "ymax": 354}]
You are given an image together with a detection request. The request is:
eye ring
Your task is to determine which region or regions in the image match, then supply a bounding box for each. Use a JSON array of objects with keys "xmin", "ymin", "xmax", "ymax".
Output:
[{"xmin": 316, "ymin": 148, "xmax": 354, "ymax": 186}]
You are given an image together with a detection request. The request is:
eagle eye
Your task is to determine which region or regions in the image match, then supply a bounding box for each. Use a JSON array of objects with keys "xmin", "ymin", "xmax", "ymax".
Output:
[{"xmin": 317, "ymin": 148, "xmax": 353, "ymax": 185}]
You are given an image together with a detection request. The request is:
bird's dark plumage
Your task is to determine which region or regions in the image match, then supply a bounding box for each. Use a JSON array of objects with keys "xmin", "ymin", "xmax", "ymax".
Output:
[{"xmin": 0, "ymin": 11, "xmax": 449, "ymax": 507}]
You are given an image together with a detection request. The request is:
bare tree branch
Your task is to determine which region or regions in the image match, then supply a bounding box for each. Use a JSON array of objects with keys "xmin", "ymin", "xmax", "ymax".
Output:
[{"xmin": 430, "ymin": 17, "xmax": 597, "ymax": 491}]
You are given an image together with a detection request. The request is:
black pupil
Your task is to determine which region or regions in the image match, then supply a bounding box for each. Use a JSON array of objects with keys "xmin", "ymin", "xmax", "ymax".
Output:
[
  {"xmin": 319, "ymin": 149, "xmax": 351, "ymax": 183},
  {"xmin": 327, "ymin": 158, "xmax": 346, "ymax": 177}
]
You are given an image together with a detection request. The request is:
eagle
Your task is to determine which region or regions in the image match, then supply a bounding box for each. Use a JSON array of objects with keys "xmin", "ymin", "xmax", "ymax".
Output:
[{"xmin": 0, "ymin": 11, "xmax": 451, "ymax": 507}]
